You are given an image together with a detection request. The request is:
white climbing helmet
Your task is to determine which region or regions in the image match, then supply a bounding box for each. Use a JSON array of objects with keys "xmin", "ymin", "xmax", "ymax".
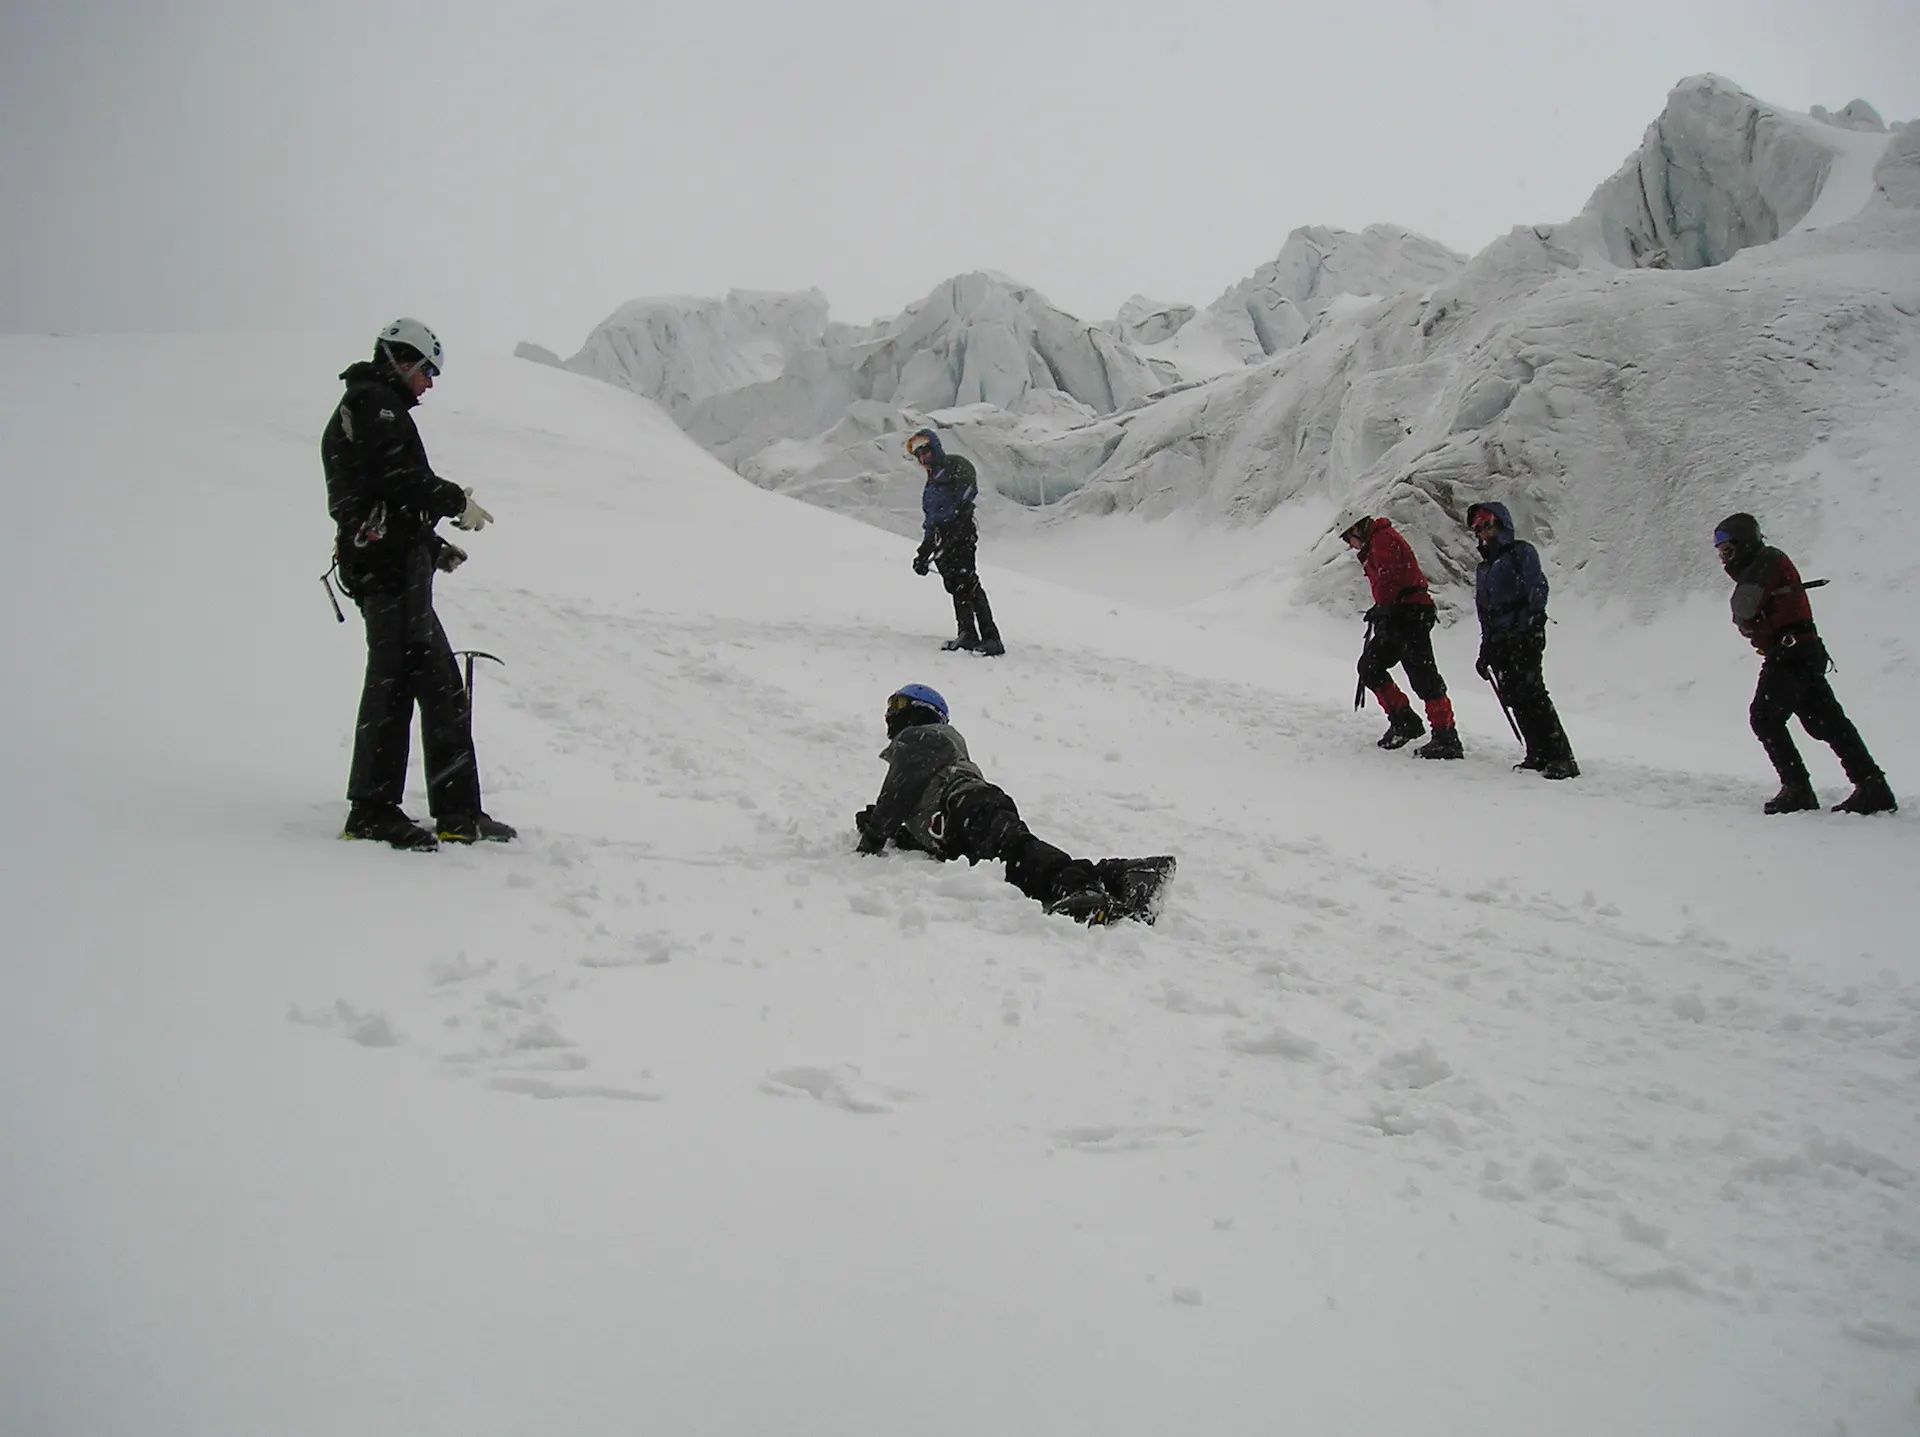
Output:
[
  {"xmin": 1333, "ymin": 504, "xmax": 1374, "ymax": 541},
  {"xmin": 377, "ymin": 317, "xmax": 444, "ymax": 375}
]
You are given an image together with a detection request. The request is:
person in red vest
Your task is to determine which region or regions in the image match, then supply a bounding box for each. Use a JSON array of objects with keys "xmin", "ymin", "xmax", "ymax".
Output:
[
  {"xmin": 1336, "ymin": 509, "xmax": 1461, "ymax": 759},
  {"xmin": 1716, "ymin": 513, "xmax": 1895, "ymax": 814}
]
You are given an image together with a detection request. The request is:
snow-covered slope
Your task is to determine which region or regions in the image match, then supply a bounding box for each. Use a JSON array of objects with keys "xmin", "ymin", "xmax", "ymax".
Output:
[
  {"xmin": 538, "ymin": 77, "xmax": 1919, "ymax": 637},
  {"xmin": 1579, "ymin": 73, "xmax": 1863, "ymax": 271},
  {"xmin": 1207, "ymin": 223, "xmax": 1467, "ymax": 357},
  {"xmin": 557, "ymin": 287, "xmax": 836, "ymax": 417},
  {"xmin": 1, "ymin": 333, "xmax": 1915, "ymax": 1437},
  {"xmin": 563, "ymin": 272, "xmax": 1165, "ymax": 466},
  {"xmin": 1057, "ymin": 80, "xmax": 1920, "ymax": 618}
]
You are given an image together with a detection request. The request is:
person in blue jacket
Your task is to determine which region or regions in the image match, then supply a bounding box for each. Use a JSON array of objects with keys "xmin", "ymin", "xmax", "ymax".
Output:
[
  {"xmin": 1466, "ymin": 502, "xmax": 1578, "ymax": 779},
  {"xmin": 906, "ymin": 428, "xmax": 1004, "ymax": 656}
]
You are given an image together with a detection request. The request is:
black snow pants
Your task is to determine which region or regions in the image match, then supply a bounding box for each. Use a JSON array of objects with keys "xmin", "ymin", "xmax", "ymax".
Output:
[
  {"xmin": 1749, "ymin": 638, "xmax": 1882, "ymax": 786},
  {"xmin": 347, "ymin": 587, "xmax": 482, "ymax": 817},
  {"xmin": 1487, "ymin": 631, "xmax": 1574, "ymax": 762},
  {"xmin": 946, "ymin": 783, "xmax": 1094, "ymax": 908},
  {"xmin": 1358, "ymin": 606, "xmax": 1448, "ymax": 701},
  {"xmin": 931, "ymin": 515, "xmax": 1001, "ymax": 645}
]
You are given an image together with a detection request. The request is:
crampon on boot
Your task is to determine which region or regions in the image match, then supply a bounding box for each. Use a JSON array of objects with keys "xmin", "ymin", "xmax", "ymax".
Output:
[
  {"xmin": 1763, "ymin": 782, "xmax": 1819, "ymax": 815},
  {"xmin": 1540, "ymin": 757, "xmax": 1580, "ymax": 780},
  {"xmin": 1417, "ymin": 726, "xmax": 1464, "ymax": 760},
  {"xmin": 1044, "ymin": 886, "xmax": 1114, "ymax": 926},
  {"xmin": 437, "ymin": 811, "xmax": 518, "ymax": 844},
  {"xmin": 343, "ymin": 803, "xmax": 438, "ymax": 851},
  {"xmin": 1832, "ymin": 775, "xmax": 1897, "ymax": 815},
  {"xmin": 941, "ymin": 636, "xmax": 980, "ymax": 652},
  {"xmin": 1095, "ymin": 855, "xmax": 1178, "ymax": 925},
  {"xmin": 1377, "ymin": 707, "xmax": 1424, "ymax": 750}
]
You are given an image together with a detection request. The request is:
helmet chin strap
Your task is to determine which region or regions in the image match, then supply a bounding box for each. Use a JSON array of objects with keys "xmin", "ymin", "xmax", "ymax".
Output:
[{"xmin": 379, "ymin": 341, "xmax": 431, "ymax": 386}]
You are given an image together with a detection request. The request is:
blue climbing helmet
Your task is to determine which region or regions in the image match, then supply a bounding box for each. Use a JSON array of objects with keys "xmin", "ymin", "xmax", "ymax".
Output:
[{"xmin": 886, "ymin": 683, "xmax": 949, "ymax": 736}]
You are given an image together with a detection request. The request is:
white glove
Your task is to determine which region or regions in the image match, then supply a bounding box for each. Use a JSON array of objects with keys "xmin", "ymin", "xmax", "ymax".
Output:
[
  {"xmin": 450, "ymin": 487, "xmax": 494, "ymax": 532},
  {"xmin": 436, "ymin": 539, "xmax": 468, "ymax": 573}
]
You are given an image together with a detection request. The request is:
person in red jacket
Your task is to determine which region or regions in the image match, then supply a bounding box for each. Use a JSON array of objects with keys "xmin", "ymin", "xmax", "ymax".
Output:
[
  {"xmin": 1716, "ymin": 513, "xmax": 1895, "ymax": 814},
  {"xmin": 1337, "ymin": 510, "xmax": 1461, "ymax": 759}
]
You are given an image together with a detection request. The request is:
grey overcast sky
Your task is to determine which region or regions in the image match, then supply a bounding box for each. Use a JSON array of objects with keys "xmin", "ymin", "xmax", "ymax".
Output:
[{"xmin": 3, "ymin": 0, "xmax": 1917, "ymax": 357}]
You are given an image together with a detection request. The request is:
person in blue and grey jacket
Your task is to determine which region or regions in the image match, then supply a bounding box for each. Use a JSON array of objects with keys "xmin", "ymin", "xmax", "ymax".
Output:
[
  {"xmin": 906, "ymin": 428, "xmax": 1004, "ymax": 656},
  {"xmin": 1466, "ymin": 501, "xmax": 1578, "ymax": 779}
]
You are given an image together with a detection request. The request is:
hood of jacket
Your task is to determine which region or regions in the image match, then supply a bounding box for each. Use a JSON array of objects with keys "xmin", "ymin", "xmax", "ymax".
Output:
[
  {"xmin": 1467, "ymin": 500, "xmax": 1515, "ymax": 551},
  {"xmin": 1715, "ymin": 511, "xmax": 1763, "ymax": 575},
  {"xmin": 908, "ymin": 427, "xmax": 946, "ymax": 466}
]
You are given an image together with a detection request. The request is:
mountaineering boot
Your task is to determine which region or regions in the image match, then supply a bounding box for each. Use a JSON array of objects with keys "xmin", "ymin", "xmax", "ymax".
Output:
[
  {"xmin": 437, "ymin": 811, "xmax": 518, "ymax": 844},
  {"xmin": 343, "ymin": 803, "xmax": 439, "ymax": 851},
  {"xmin": 1044, "ymin": 885, "xmax": 1114, "ymax": 926},
  {"xmin": 941, "ymin": 636, "xmax": 980, "ymax": 652},
  {"xmin": 1540, "ymin": 757, "xmax": 1580, "ymax": 781},
  {"xmin": 1762, "ymin": 782, "xmax": 1819, "ymax": 815},
  {"xmin": 976, "ymin": 637, "xmax": 1006, "ymax": 657},
  {"xmin": 1417, "ymin": 727, "xmax": 1464, "ymax": 760},
  {"xmin": 1832, "ymin": 775, "xmax": 1897, "ymax": 815},
  {"xmin": 1095, "ymin": 855, "xmax": 1178, "ymax": 925},
  {"xmin": 1378, "ymin": 707, "xmax": 1424, "ymax": 750},
  {"xmin": 1513, "ymin": 755, "xmax": 1545, "ymax": 772}
]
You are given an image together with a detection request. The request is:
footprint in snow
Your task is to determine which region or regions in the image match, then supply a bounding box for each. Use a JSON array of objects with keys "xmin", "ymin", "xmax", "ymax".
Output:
[
  {"xmin": 1051, "ymin": 1124, "xmax": 1204, "ymax": 1153},
  {"xmin": 1228, "ymin": 1026, "xmax": 1322, "ymax": 1061},
  {"xmin": 490, "ymin": 1076, "xmax": 661, "ymax": 1103},
  {"xmin": 760, "ymin": 1065, "xmax": 914, "ymax": 1114},
  {"xmin": 287, "ymin": 999, "xmax": 401, "ymax": 1049}
]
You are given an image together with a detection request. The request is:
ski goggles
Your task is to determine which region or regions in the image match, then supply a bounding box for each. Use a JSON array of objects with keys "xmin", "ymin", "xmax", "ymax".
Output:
[
  {"xmin": 886, "ymin": 692, "xmax": 921, "ymax": 715},
  {"xmin": 905, "ymin": 434, "xmax": 935, "ymax": 461}
]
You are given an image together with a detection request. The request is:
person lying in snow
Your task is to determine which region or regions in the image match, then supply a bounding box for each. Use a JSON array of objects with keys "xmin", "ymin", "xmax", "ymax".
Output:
[{"xmin": 852, "ymin": 684, "xmax": 1174, "ymax": 925}]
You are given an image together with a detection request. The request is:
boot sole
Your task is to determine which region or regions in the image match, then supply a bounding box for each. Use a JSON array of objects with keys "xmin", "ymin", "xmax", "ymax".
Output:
[{"xmin": 340, "ymin": 830, "xmax": 439, "ymax": 851}]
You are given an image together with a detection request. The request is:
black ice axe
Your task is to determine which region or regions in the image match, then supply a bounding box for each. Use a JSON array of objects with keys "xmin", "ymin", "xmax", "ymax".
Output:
[
  {"xmin": 1353, "ymin": 610, "xmax": 1377, "ymax": 712},
  {"xmin": 1485, "ymin": 669, "xmax": 1525, "ymax": 746},
  {"xmin": 453, "ymin": 650, "xmax": 506, "ymax": 713}
]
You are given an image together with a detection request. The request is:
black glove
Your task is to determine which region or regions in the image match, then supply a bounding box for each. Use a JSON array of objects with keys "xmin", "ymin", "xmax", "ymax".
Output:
[
  {"xmin": 1475, "ymin": 648, "xmax": 1493, "ymax": 680},
  {"xmin": 912, "ymin": 553, "xmax": 931, "ymax": 576},
  {"xmin": 436, "ymin": 539, "xmax": 468, "ymax": 574},
  {"xmin": 855, "ymin": 807, "xmax": 886, "ymax": 854}
]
